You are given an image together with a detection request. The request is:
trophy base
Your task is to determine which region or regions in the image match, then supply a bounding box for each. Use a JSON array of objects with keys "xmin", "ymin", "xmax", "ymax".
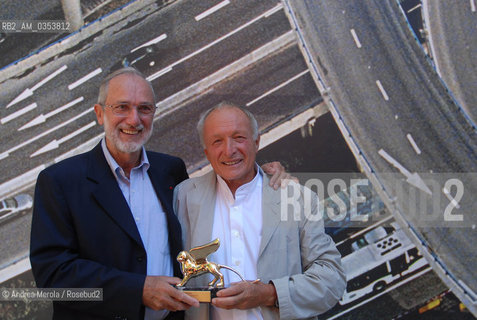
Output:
[{"xmin": 177, "ymin": 287, "xmax": 221, "ymax": 303}]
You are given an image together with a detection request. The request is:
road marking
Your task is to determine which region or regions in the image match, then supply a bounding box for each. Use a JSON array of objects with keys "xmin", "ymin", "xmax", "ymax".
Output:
[
  {"xmin": 195, "ymin": 0, "xmax": 230, "ymax": 21},
  {"xmin": 148, "ymin": 3, "xmax": 284, "ymax": 82},
  {"xmin": 264, "ymin": 3, "xmax": 283, "ymax": 17},
  {"xmin": 407, "ymin": 3, "xmax": 421, "ymax": 13},
  {"xmin": 350, "ymin": 29, "xmax": 362, "ymax": 48},
  {"xmin": 31, "ymin": 121, "xmax": 96, "ymax": 157},
  {"xmin": 1, "ymin": 103, "xmax": 37, "ymax": 124},
  {"xmin": 376, "ymin": 80, "xmax": 389, "ymax": 101},
  {"xmin": 246, "ymin": 69, "xmax": 310, "ymax": 106},
  {"xmin": 471, "ymin": 0, "xmax": 476, "ymax": 12},
  {"xmin": 6, "ymin": 65, "xmax": 67, "ymax": 108},
  {"xmin": 0, "ymin": 107, "xmax": 93, "ymax": 160},
  {"xmin": 68, "ymin": 68, "xmax": 102, "ymax": 90},
  {"xmin": 151, "ymin": 67, "xmax": 173, "ymax": 79},
  {"xmin": 130, "ymin": 33, "xmax": 167, "ymax": 53},
  {"xmin": 154, "ymin": 30, "xmax": 295, "ymax": 122},
  {"xmin": 19, "ymin": 97, "xmax": 84, "ymax": 130},
  {"xmin": 378, "ymin": 149, "xmax": 432, "ymax": 195},
  {"xmin": 406, "ymin": 133, "xmax": 421, "ymax": 155}
]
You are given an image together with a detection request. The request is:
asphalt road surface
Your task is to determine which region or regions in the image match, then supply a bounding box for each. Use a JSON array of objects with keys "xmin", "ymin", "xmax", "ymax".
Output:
[{"xmin": 423, "ymin": 0, "xmax": 477, "ymax": 125}]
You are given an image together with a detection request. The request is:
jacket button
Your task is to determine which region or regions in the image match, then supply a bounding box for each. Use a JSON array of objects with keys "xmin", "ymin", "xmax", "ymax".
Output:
[{"xmin": 137, "ymin": 256, "xmax": 144, "ymax": 262}]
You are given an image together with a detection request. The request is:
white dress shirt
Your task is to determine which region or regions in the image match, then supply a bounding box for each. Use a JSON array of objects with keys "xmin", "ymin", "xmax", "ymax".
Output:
[
  {"xmin": 102, "ymin": 139, "xmax": 171, "ymax": 320},
  {"xmin": 210, "ymin": 165, "xmax": 264, "ymax": 320}
]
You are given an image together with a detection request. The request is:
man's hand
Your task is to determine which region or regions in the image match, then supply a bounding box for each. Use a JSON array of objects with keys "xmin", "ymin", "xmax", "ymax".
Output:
[
  {"xmin": 261, "ymin": 161, "xmax": 297, "ymax": 190},
  {"xmin": 211, "ymin": 280, "xmax": 277, "ymax": 310},
  {"xmin": 142, "ymin": 276, "xmax": 199, "ymax": 311}
]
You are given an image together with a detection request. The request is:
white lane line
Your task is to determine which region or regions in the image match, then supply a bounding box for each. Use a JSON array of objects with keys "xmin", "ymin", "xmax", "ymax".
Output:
[
  {"xmin": 406, "ymin": 133, "xmax": 422, "ymax": 155},
  {"xmin": 6, "ymin": 65, "xmax": 67, "ymax": 108},
  {"xmin": 246, "ymin": 69, "xmax": 310, "ymax": 106},
  {"xmin": 350, "ymin": 28, "xmax": 362, "ymax": 48},
  {"xmin": 376, "ymin": 80, "xmax": 389, "ymax": 101},
  {"xmin": 1, "ymin": 103, "xmax": 37, "ymax": 124},
  {"xmin": 195, "ymin": 0, "xmax": 230, "ymax": 21},
  {"xmin": 68, "ymin": 68, "xmax": 102, "ymax": 90},
  {"xmin": 0, "ymin": 107, "xmax": 93, "ymax": 160},
  {"xmin": 151, "ymin": 67, "xmax": 173, "ymax": 79},
  {"xmin": 407, "ymin": 3, "xmax": 421, "ymax": 13},
  {"xmin": 130, "ymin": 33, "xmax": 167, "ymax": 53},
  {"xmin": 265, "ymin": 3, "xmax": 283, "ymax": 17},
  {"xmin": 32, "ymin": 65, "xmax": 68, "ymax": 91},
  {"xmin": 19, "ymin": 97, "xmax": 84, "ymax": 130},
  {"xmin": 31, "ymin": 121, "xmax": 96, "ymax": 157},
  {"xmin": 471, "ymin": 0, "xmax": 476, "ymax": 12},
  {"xmin": 378, "ymin": 148, "xmax": 432, "ymax": 195},
  {"xmin": 148, "ymin": 3, "xmax": 284, "ymax": 82}
]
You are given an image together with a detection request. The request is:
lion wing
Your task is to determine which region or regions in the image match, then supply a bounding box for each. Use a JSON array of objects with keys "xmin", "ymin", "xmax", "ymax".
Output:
[{"xmin": 189, "ymin": 238, "xmax": 220, "ymax": 264}]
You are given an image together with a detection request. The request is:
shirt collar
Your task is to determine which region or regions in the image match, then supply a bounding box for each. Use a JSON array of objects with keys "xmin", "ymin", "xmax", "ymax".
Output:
[
  {"xmin": 101, "ymin": 138, "xmax": 150, "ymax": 181},
  {"xmin": 216, "ymin": 163, "xmax": 262, "ymax": 204}
]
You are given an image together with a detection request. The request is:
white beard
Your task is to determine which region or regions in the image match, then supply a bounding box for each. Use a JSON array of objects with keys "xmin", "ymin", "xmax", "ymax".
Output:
[{"xmin": 103, "ymin": 113, "xmax": 153, "ymax": 153}]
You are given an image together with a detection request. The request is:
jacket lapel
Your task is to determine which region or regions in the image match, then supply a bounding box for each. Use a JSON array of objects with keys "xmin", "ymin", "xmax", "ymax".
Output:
[
  {"xmin": 258, "ymin": 173, "xmax": 281, "ymax": 259},
  {"xmin": 189, "ymin": 171, "xmax": 217, "ymax": 247},
  {"xmin": 87, "ymin": 143, "xmax": 144, "ymax": 249}
]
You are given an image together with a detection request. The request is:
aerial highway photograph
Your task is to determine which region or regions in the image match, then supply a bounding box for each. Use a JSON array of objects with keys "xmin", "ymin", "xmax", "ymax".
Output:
[{"xmin": 0, "ymin": 0, "xmax": 475, "ymax": 319}]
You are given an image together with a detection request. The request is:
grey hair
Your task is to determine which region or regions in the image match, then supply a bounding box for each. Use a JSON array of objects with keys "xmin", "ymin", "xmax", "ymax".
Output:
[
  {"xmin": 197, "ymin": 102, "xmax": 259, "ymax": 147},
  {"xmin": 97, "ymin": 67, "xmax": 156, "ymax": 105}
]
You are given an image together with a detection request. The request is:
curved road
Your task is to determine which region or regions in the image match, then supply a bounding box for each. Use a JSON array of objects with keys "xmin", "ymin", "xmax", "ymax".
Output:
[
  {"xmin": 423, "ymin": 0, "xmax": 477, "ymax": 125},
  {"xmin": 283, "ymin": 0, "xmax": 477, "ymax": 316}
]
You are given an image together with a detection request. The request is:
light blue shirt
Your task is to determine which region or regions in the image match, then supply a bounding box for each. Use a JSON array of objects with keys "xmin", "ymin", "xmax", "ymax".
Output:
[{"xmin": 101, "ymin": 139, "xmax": 172, "ymax": 320}]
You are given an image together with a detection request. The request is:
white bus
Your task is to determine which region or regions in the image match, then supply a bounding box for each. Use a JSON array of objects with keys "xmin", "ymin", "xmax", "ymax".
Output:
[{"xmin": 339, "ymin": 223, "xmax": 428, "ymax": 305}]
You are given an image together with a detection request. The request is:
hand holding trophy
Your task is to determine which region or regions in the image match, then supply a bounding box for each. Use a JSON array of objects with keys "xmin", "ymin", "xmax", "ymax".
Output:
[{"xmin": 176, "ymin": 238, "xmax": 246, "ymax": 302}]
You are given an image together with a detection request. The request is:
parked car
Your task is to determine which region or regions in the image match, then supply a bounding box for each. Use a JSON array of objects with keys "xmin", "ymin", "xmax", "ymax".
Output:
[
  {"xmin": 110, "ymin": 45, "xmax": 158, "ymax": 73},
  {"xmin": 0, "ymin": 194, "xmax": 33, "ymax": 224}
]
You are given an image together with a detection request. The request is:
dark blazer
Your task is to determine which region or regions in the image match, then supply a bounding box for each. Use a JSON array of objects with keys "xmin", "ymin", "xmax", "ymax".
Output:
[{"xmin": 30, "ymin": 142, "xmax": 188, "ymax": 320}]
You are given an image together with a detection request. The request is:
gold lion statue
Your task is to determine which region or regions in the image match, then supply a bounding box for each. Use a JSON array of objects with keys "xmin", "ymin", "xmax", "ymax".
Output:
[{"xmin": 176, "ymin": 238, "xmax": 244, "ymax": 288}]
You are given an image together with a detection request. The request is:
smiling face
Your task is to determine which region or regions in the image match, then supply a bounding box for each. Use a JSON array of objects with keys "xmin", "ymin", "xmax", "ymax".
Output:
[
  {"xmin": 94, "ymin": 73, "xmax": 154, "ymax": 161},
  {"xmin": 203, "ymin": 106, "xmax": 259, "ymax": 194}
]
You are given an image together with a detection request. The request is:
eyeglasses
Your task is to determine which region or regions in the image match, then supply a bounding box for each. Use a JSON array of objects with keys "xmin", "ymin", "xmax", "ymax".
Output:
[{"xmin": 104, "ymin": 103, "xmax": 157, "ymax": 116}]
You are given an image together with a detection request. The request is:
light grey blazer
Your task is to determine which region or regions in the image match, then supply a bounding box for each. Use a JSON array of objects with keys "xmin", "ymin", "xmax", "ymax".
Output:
[{"xmin": 173, "ymin": 169, "xmax": 346, "ymax": 320}]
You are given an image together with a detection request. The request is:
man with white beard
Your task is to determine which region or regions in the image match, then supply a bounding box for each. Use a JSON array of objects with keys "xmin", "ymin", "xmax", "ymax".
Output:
[{"xmin": 30, "ymin": 67, "xmax": 289, "ymax": 320}]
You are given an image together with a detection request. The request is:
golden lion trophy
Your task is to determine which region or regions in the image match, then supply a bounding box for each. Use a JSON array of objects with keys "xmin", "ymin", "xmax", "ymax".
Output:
[{"xmin": 176, "ymin": 238, "xmax": 245, "ymax": 302}]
